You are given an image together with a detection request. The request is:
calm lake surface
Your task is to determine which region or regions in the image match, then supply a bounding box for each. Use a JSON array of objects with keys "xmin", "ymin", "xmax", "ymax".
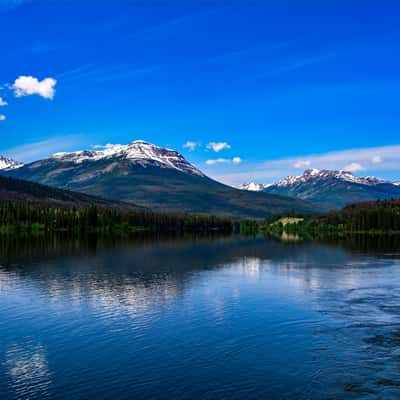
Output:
[{"xmin": 1, "ymin": 235, "xmax": 400, "ymax": 400}]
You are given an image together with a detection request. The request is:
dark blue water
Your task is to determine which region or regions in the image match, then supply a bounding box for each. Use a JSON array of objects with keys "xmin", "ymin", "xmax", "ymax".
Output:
[{"xmin": 1, "ymin": 236, "xmax": 400, "ymax": 399}]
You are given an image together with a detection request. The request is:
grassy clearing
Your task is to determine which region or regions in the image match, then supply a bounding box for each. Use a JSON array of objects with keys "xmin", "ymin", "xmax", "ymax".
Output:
[{"xmin": 271, "ymin": 217, "xmax": 304, "ymax": 227}]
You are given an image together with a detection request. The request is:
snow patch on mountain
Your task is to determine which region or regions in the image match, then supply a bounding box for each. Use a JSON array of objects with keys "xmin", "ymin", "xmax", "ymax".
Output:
[
  {"xmin": 239, "ymin": 182, "xmax": 272, "ymax": 191},
  {"xmin": 51, "ymin": 140, "xmax": 204, "ymax": 176},
  {"xmin": 0, "ymin": 155, "xmax": 23, "ymax": 171}
]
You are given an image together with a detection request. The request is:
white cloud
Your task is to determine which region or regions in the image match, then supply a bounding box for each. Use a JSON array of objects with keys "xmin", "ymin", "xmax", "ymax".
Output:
[
  {"xmin": 372, "ymin": 155, "xmax": 382, "ymax": 164},
  {"xmin": 293, "ymin": 160, "xmax": 310, "ymax": 168},
  {"xmin": 343, "ymin": 162, "xmax": 365, "ymax": 172},
  {"xmin": 207, "ymin": 141, "xmax": 231, "ymax": 152},
  {"xmin": 13, "ymin": 75, "xmax": 57, "ymax": 99},
  {"xmin": 0, "ymin": 97, "xmax": 7, "ymax": 106},
  {"xmin": 183, "ymin": 141, "xmax": 199, "ymax": 151},
  {"xmin": 206, "ymin": 158, "xmax": 229, "ymax": 165},
  {"xmin": 232, "ymin": 157, "xmax": 242, "ymax": 164},
  {"xmin": 206, "ymin": 157, "xmax": 241, "ymax": 165},
  {"xmin": 0, "ymin": 114, "xmax": 6, "ymax": 121}
]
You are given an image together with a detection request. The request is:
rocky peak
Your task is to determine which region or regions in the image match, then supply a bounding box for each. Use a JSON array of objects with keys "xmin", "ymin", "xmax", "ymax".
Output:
[{"xmin": 0, "ymin": 155, "xmax": 23, "ymax": 171}]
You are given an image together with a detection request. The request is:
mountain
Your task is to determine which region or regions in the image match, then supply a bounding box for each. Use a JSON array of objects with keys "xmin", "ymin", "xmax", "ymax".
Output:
[
  {"xmin": 0, "ymin": 175, "xmax": 141, "ymax": 209},
  {"xmin": 258, "ymin": 169, "xmax": 400, "ymax": 209},
  {"xmin": 51, "ymin": 140, "xmax": 204, "ymax": 176},
  {"xmin": 239, "ymin": 182, "xmax": 272, "ymax": 192},
  {"xmin": 394, "ymin": 182, "xmax": 400, "ymax": 186},
  {"xmin": 0, "ymin": 155, "xmax": 23, "ymax": 171},
  {"xmin": 2, "ymin": 140, "xmax": 316, "ymax": 218}
]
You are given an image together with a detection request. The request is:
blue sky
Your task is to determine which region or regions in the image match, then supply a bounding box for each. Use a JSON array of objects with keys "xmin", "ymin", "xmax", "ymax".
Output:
[{"xmin": 1, "ymin": 0, "xmax": 400, "ymax": 185}]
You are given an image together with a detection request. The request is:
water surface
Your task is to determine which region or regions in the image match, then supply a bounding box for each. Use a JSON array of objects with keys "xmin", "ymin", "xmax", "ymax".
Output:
[{"xmin": 1, "ymin": 235, "xmax": 400, "ymax": 399}]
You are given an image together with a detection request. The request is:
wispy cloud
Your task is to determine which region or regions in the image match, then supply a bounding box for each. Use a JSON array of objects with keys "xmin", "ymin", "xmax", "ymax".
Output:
[
  {"xmin": 206, "ymin": 157, "xmax": 241, "ymax": 165},
  {"xmin": 372, "ymin": 155, "xmax": 382, "ymax": 164},
  {"xmin": 245, "ymin": 50, "xmax": 341, "ymax": 84},
  {"xmin": 129, "ymin": 8, "xmax": 218, "ymax": 41},
  {"xmin": 206, "ymin": 144, "xmax": 400, "ymax": 186},
  {"xmin": 343, "ymin": 162, "xmax": 365, "ymax": 172},
  {"xmin": 56, "ymin": 64, "xmax": 94, "ymax": 81},
  {"xmin": 293, "ymin": 160, "xmax": 311, "ymax": 169},
  {"xmin": 1, "ymin": 135, "xmax": 85, "ymax": 162},
  {"xmin": 207, "ymin": 141, "xmax": 231, "ymax": 152},
  {"xmin": 0, "ymin": 0, "xmax": 31, "ymax": 10},
  {"xmin": 205, "ymin": 41, "xmax": 291, "ymax": 65},
  {"xmin": 273, "ymin": 52, "xmax": 338, "ymax": 75},
  {"xmin": 56, "ymin": 64, "xmax": 160, "ymax": 84},
  {"xmin": 183, "ymin": 141, "xmax": 199, "ymax": 151},
  {"xmin": 94, "ymin": 65, "xmax": 160, "ymax": 83}
]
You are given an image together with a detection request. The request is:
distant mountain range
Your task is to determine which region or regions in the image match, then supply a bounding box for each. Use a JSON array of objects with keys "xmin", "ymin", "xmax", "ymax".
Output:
[
  {"xmin": 240, "ymin": 169, "xmax": 400, "ymax": 209},
  {"xmin": 1, "ymin": 140, "xmax": 316, "ymax": 218}
]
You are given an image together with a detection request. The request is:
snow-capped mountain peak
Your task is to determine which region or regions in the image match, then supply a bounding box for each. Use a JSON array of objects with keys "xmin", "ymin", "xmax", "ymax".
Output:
[
  {"xmin": 51, "ymin": 140, "xmax": 204, "ymax": 176},
  {"xmin": 0, "ymin": 155, "xmax": 23, "ymax": 171},
  {"xmin": 239, "ymin": 182, "xmax": 272, "ymax": 191},
  {"xmin": 275, "ymin": 169, "xmax": 390, "ymax": 187}
]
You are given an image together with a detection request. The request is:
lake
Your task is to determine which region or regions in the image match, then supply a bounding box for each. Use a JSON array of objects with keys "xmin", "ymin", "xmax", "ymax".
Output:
[{"xmin": 1, "ymin": 235, "xmax": 400, "ymax": 399}]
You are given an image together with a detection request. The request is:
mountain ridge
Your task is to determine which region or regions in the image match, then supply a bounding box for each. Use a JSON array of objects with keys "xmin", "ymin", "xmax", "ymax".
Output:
[
  {"xmin": 240, "ymin": 169, "xmax": 400, "ymax": 209},
  {"xmin": 2, "ymin": 141, "xmax": 318, "ymax": 218}
]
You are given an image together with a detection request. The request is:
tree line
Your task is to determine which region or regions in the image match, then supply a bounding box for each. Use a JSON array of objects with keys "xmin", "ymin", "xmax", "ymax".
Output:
[
  {"xmin": 263, "ymin": 199, "xmax": 400, "ymax": 235},
  {"xmin": 0, "ymin": 202, "xmax": 237, "ymax": 236},
  {"xmin": 322, "ymin": 199, "xmax": 400, "ymax": 232}
]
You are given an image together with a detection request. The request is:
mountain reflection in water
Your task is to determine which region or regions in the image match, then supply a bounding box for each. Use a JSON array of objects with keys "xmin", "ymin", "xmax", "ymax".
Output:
[{"xmin": 1, "ymin": 234, "xmax": 400, "ymax": 399}]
